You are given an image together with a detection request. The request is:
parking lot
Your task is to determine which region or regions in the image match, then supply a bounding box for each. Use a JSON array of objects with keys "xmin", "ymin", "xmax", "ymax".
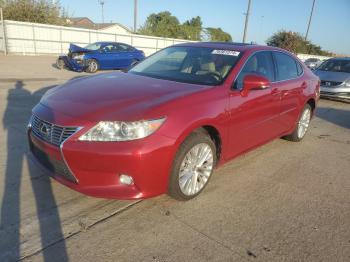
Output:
[{"xmin": 0, "ymin": 55, "xmax": 349, "ymax": 262}]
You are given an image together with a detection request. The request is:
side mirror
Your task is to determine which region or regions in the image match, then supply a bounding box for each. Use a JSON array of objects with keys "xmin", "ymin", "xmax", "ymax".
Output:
[{"xmin": 241, "ymin": 74, "xmax": 270, "ymax": 97}]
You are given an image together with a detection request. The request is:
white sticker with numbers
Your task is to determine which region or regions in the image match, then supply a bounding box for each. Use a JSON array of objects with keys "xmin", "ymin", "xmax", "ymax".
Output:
[{"xmin": 211, "ymin": 50, "xmax": 240, "ymax": 56}]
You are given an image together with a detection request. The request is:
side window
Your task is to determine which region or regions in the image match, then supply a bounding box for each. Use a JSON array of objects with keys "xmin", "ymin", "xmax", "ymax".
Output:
[
  {"xmin": 117, "ymin": 44, "xmax": 134, "ymax": 52},
  {"xmin": 235, "ymin": 51, "xmax": 275, "ymax": 89},
  {"xmin": 274, "ymin": 52, "xmax": 299, "ymax": 81},
  {"xmin": 102, "ymin": 44, "xmax": 115, "ymax": 53}
]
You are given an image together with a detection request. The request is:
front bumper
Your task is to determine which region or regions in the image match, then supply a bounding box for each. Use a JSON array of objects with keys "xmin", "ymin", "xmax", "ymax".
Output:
[
  {"xmin": 27, "ymin": 113, "xmax": 177, "ymax": 199},
  {"xmin": 320, "ymin": 86, "xmax": 350, "ymax": 101},
  {"xmin": 59, "ymin": 55, "xmax": 87, "ymax": 72}
]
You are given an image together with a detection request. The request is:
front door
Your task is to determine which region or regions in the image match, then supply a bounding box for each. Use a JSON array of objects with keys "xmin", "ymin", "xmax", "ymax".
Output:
[{"xmin": 227, "ymin": 51, "xmax": 283, "ymax": 159}]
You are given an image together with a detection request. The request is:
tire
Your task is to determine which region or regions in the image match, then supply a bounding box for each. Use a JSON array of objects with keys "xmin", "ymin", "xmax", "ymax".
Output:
[
  {"xmin": 168, "ymin": 130, "xmax": 217, "ymax": 201},
  {"xmin": 86, "ymin": 59, "xmax": 99, "ymax": 73},
  {"xmin": 56, "ymin": 58, "xmax": 65, "ymax": 69},
  {"xmin": 284, "ymin": 104, "xmax": 312, "ymax": 142}
]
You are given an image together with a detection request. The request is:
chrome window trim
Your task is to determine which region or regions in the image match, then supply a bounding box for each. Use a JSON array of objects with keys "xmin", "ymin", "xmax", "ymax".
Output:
[{"xmin": 232, "ymin": 49, "xmax": 305, "ymax": 90}]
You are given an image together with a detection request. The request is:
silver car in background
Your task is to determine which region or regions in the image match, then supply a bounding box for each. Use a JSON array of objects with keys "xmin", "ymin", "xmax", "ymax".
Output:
[
  {"xmin": 314, "ymin": 57, "xmax": 350, "ymax": 101},
  {"xmin": 304, "ymin": 58, "xmax": 322, "ymax": 69}
]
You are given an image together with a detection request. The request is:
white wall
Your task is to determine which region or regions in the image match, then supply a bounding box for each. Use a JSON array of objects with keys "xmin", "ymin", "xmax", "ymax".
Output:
[
  {"xmin": 0, "ymin": 20, "xmax": 193, "ymax": 56},
  {"xmin": 297, "ymin": 53, "xmax": 332, "ymax": 62},
  {"xmin": 99, "ymin": 24, "xmax": 131, "ymax": 35}
]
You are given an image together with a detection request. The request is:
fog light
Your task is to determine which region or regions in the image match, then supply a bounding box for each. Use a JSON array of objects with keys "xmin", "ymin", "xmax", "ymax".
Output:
[{"xmin": 119, "ymin": 174, "xmax": 134, "ymax": 185}]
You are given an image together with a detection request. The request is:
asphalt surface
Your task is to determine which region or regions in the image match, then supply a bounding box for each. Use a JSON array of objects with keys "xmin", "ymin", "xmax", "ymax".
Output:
[{"xmin": 0, "ymin": 55, "xmax": 349, "ymax": 262}]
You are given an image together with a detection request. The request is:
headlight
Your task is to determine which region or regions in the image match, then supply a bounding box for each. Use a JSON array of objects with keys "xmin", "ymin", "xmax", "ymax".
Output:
[
  {"xmin": 73, "ymin": 54, "xmax": 85, "ymax": 60},
  {"xmin": 345, "ymin": 80, "xmax": 350, "ymax": 87},
  {"xmin": 79, "ymin": 118, "xmax": 165, "ymax": 141}
]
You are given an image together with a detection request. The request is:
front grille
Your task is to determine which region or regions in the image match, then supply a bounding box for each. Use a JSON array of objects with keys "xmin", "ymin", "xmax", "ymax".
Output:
[
  {"xmin": 320, "ymin": 80, "xmax": 343, "ymax": 87},
  {"xmin": 31, "ymin": 142, "xmax": 78, "ymax": 183},
  {"xmin": 30, "ymin": 115, "xmax": 78, "ymax": 147}
]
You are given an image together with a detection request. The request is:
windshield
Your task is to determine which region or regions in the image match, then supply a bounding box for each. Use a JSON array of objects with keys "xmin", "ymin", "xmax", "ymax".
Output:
[
  {"xmin": 318, "ymin": 59, "xmax": 350, "ymax": 73},
  {"xmin": 85, "ymin": 43, "xmax": 102, "ymax": 50},
  {"xmin": 129, "ymin": 46, "xmax": 242, "ymax": 85}
]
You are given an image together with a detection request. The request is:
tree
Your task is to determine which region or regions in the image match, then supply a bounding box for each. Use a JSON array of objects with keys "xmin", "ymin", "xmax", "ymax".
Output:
[
  {"xmin": 139, "ymin": 11, "xmax": 232, "ymax": 42},
  {"xmin": 138, "ymin": 11, "xmax": 182, "ymax": 39},
  {"xmin": 0, "ymin": 0, "xmax": 67, "ymax": 25},
  {"xmin": 180, "ymin": 16, "xmax": 202, "ymax": 40},
  {"xmin": 204, "ymin": 27, "xmax": 232, "ymax": 42},
  {"xmin": 266, "ymin": 30, "xmax": 333, "ymax": 56}
]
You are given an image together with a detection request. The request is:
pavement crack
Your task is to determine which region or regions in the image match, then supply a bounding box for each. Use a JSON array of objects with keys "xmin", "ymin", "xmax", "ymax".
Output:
[
  {"xmin": 170, "ymin": 212, "xmax": 253, "ymax": 261},
  {"xmin": 18, "ymin": 200, "xmax": 142, "ymax": 261}
]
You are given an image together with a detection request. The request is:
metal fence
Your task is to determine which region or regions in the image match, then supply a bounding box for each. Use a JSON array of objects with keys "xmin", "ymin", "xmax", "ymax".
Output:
[{"xmin": 0, "ymin": 19, "xmax": 193, "ymax": 56}]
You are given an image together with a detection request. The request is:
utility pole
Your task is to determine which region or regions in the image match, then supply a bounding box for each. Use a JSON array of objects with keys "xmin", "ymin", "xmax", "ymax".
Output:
[
  {"xmin": 134, "ymin": 0, "xmax": 138, "ymax": 33},
  {"xmin": 305, "ymin": 0, "xmax": 316, "ymax": 41},
  {"xmin": 98, "ymin": 0, "xmax": 105, "ymax": 24},
  {"xmin": 0, "ymin": 8, "xmax": 7, "ymax": 55},
  {"xmin": 242, "ymin": 0, "xmax": 252, "ymax": 43}
]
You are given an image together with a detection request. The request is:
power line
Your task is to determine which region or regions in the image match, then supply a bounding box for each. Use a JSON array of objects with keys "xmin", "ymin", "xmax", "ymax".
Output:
[
  {"xmin": 242, "ymin": 0, "xmax": 252, "ymax": 43},
  {"xmin": 305, "ymin": 0, "xmax": 316, "ymax": 41}
]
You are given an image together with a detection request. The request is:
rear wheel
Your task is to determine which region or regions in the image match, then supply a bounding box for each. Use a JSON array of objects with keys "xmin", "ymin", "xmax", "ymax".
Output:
[
  {"xmin": 168, "ymin": 130, "xmax": 216, "ymax": 200},
  {"xmin": 86, "ymin": 59, "xmax": 99, "ymax": 73},
  {"xmin": 285, "ymin": 104, "xmax": 312, "ymax": 142}
]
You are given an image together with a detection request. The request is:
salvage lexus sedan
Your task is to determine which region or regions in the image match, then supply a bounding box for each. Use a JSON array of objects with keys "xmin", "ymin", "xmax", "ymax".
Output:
[{"xmin": 28, "ymin": 42, "xmax": 320, "ymax": 200}]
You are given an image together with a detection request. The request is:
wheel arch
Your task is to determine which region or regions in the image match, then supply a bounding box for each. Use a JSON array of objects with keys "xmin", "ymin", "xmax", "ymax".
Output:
[{"xmin": 173, "ymin": 121, "xmax": 224, "ymax": 165}]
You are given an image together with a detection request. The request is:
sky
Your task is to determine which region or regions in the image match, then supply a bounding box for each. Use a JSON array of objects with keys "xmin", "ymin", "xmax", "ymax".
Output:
[{"xmin": 59, "ymin": 0, "xmax": 350, "ymax": 55}]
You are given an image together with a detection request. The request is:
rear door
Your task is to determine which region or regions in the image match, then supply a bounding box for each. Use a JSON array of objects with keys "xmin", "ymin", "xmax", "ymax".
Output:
[
  {"xmin": 272, "ymin": 52, "xmax": 305, "ymax": 130},
  {"xmin": 227, "ymin": 51, "xmax": 283, "ymax": 159},
  {"xmin": 113, "ymin": 43, "xmax": 137, "ymax": 68}
]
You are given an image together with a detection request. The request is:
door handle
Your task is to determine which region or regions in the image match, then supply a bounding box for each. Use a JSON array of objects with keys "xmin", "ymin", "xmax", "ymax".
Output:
[{"xmin": 301, "ymin": 82, "xmax": 307, "ymax": 89}]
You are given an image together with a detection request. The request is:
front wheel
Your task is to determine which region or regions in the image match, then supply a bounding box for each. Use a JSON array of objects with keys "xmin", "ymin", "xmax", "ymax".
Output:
[
  {"xmin": 168, "ymin": 130, "xmax": 216, "ymax": 200},
  {"xmin": 284, "ymin": 104, "xmax": 312, "ymax": 142},
  {"xmin": 56, "ymin": 58, "xmax": 65, "ymax": 69},
  {"xmin": 86, "ymin": 59, "xmax": 99, "ymax": 73}
]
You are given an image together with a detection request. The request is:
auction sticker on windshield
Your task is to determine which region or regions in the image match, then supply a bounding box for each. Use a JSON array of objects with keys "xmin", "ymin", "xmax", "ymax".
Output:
[{"xmin": 211, "ymin": 50, "xmax": 240, "ymax": 56}]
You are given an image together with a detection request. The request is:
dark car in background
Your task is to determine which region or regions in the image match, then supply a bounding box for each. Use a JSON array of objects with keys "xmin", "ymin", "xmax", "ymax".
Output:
[
  {"xmin": 314, "ymin": 57, "xmax": 350, "ymax": 101},
  {"xmin": 57, "ymin": 42, "xmax": 145, "ymax": 73}
]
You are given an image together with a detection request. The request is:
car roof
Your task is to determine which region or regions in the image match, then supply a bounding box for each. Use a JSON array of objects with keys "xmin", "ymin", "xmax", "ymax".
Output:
[
  {"xmin": 173, "ymin": 41, "xmax": 286, "ymax": 53},
  {"xmin": 94, "ymin": 41, "xmax": 131, "ymax": 46}
]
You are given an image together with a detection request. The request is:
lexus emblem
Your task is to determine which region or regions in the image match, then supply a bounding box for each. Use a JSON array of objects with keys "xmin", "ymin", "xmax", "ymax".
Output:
[{"xmin": 39, "ymin": 123, "xmax": 50, "ymax": 137}]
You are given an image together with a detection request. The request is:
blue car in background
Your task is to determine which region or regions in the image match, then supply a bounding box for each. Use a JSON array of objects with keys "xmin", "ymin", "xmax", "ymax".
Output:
[{"xmin": 57, "ymin": 42, "xmax": 145, "ymax": 73}]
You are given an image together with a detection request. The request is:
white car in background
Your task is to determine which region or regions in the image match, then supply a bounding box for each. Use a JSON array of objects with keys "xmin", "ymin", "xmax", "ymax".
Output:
[
  {"xmin": 313, "ymin": 57, "xmax": 350, "ymax": 101},
  {"xmin": 304, "ymin": 58, "xmax": 323, "ymax": 69}
]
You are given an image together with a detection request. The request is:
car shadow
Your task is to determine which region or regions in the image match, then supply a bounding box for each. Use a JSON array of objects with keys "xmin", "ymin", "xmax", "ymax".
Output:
[
  {"xmin": 316, "ymin": 105, "xmax": 350, "ymax": 129},
  {"xmin": 0, "ymin": 80, "xmax": 73, "ymax": 261}
]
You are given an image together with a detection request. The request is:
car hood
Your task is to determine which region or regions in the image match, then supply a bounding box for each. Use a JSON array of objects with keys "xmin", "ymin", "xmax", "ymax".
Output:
[
  {"xmin": 40, "ymin": 72, "xmax": 206, "ymax": 122},
  {"xmin": 314, "ymin": 70, "xmax": 350, "ymax": 82},
  {"xmin": 69, "ymin": 43, "xmax": 92, "ymax": 53}
]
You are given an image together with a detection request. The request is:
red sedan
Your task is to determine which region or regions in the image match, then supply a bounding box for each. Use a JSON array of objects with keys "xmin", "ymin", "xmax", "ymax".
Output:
[{"xmin": 28, "ymin": 42, "xmax": 320, "ymax": 200}]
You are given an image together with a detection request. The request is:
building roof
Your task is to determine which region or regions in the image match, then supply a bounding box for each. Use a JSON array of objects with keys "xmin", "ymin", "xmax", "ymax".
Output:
[{"xmin": 67, "ymin": 17, "xmax": 131, "ymax": 32}]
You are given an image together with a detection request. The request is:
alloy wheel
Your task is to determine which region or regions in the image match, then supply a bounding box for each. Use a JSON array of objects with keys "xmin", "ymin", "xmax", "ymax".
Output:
[
  {"xmin": 178, "ymin": 143, "xmax": 214, "ymax": 196},
  {"xmin": 297, "ymin": 107, "xmax": 311, "ymax": 139}
]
